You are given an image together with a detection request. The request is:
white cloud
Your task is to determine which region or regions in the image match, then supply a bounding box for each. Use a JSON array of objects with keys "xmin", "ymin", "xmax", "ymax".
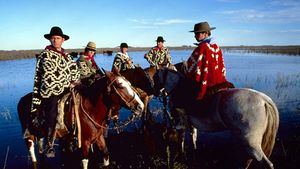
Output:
[
  {"xmin": 131, "ymin": 25, "xmax": 159, "ymax": 29},
  {"xmin": 127, "ymin": 18, "xmax": 195, "ymax": 27},
  {"xmin": 218, "ymin": 7, "xmax": 300, "ymax": 23},
  {"xmin": 224, "ymin": 29, "xmax": 300, "ymax": 34},
  {"xmin": 153, "ymin": 19, "xmax": 195, "ymax": 25},
  {"xmin": 217, "ymin": 0, "xmax": 239, "ymax": 2},
  {"xmin": 268, "ymin": 0, "xmax": 300, "ymax": 6}
]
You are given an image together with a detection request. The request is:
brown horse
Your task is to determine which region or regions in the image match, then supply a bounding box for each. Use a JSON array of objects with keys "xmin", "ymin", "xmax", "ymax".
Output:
[{"xmin": 18, "ymin": 71, "xmax": 144, "ymax": 169}]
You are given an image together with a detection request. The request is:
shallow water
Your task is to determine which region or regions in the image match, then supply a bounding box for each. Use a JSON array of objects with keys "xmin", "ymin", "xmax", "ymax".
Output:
[{"xmin": 0, "ymin": 50, "xmax": 299, "ymax": 168}]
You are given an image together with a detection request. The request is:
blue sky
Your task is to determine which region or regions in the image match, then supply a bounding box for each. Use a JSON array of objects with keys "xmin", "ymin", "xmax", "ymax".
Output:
[{"xmin": 0, "ymin": 0, "xmax": 300, "ymax": 50}]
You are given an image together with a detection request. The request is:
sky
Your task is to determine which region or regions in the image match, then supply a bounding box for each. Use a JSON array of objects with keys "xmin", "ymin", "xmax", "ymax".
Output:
[{"xmin": 0, "ymin": 0, "xmax": 300, "ymax": 50}]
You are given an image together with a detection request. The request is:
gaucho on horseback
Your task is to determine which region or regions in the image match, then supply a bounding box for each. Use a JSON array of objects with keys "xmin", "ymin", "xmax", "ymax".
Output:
[
  {"xmin": 76, "ymin": 41, "xmax": 105, "ymax": 86},
  {"xmin": 111, "ymin": 42, "xmax": 136, "ymax": 74},
  {"xmin": 29, "ymin": 26, "xmax": 80, "ymax": 157},
  {"xmin": 144, "ymin": 36, "xmax": 172, "ymax": 68},
  {"xmin": 184, "ymin": 21, "xmax": 234, "ymax": 113}
]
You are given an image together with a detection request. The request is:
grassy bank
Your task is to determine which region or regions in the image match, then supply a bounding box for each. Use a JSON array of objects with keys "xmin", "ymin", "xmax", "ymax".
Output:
[{"xmin": 1, "ymin": 45, "xmax": 300, "ymax": 61}]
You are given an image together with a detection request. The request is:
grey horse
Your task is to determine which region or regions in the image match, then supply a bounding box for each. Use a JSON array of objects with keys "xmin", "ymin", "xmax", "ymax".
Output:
[{"xmin": 153, "ymin": 68, "xmax": 279, "ymax": 169}]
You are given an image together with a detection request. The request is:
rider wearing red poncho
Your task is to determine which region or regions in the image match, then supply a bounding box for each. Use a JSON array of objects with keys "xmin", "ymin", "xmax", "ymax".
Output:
[{"xmin": 186, "ymin": 21, "xmax": 232, "ymax": 101}]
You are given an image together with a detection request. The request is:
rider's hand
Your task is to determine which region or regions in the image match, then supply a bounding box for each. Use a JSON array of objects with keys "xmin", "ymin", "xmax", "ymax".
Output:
[
  {"xmin": 29, "ymin": 112, "xmax": 40, "ymax": 128},
  {"xmin": 94, "ymin": 74, "xmax": 101, "ymax": 79}
]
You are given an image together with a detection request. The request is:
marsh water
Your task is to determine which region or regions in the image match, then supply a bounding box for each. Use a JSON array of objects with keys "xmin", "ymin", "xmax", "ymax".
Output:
[{"xmin": 0, "ymin": 50, "xmax": 300, "ymax": 168}]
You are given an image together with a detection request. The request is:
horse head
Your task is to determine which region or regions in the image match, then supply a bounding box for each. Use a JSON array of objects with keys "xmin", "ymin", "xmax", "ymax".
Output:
[
  {"xmin": 105, "ymin": 71, "xmax": 144, "ymax": 115},
  {"xmin": 120, "ymin": 67, "xmax": 155, "ymax": 96},
  {"xmin": 153, "ymin": 68, "xmax": 182, "ymax": 97}
]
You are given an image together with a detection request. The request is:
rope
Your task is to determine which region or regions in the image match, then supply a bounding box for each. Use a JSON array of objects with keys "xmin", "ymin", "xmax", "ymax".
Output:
[
  {"xmin": 2, "ymin": 146, "xmax": 9, "ymax": 169},
  {"xmin": 72, "ymin": 91, "xmax": 82, "ymax": 148}
]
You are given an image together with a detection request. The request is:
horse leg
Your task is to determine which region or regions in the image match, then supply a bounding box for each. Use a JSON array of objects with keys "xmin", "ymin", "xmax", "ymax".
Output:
[
  {"xmin": 82, "ymin": 159, "xmax": 89, "ymax": 169},
  {"xmin": 141, "ymin": 97, "xmax": 150, "ymax": 133},
  {"xmin": 183, "ymin": 126, "xmax": 198, "ymax": 169},
  {"xmin": 96, "ymin": 134, "xmax": 110, "ymax": 167},
  {"xmin": 26, "ymin": 138, "xmax": 38, "ymax": 169},
  {"xmin": 37, "ymin": 138, "xmax": 44, "ymax": 154},
  {"xmin": 191, "ymin": 127, "xmax": 197, "ymax": 150},
  {"xmin": 81, "ymin": 141, "xmax": 91, "ymax": 169}
]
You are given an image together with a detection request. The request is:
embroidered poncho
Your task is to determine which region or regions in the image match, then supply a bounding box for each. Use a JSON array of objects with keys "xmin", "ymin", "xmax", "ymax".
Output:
[
  {"xmin": 144, "ymin": 46, "xmax": 171, "ymax": 66},
  {"xmin": 77, "ymin": 54, "xmax": 99, "ymax": 79},
  {"xmin": 31, "ymin": 46, "xmax": 80, "ymax": 113},
  {"xmin": 112, "ymin": 52, "xmax": 135, "ymax": 72},
  {"xmin": 186, "ymin": 40, "xmax": 226, "ymax": 100}
]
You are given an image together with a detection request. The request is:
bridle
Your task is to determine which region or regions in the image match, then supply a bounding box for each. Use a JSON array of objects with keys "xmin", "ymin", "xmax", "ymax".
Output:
[{"xmin": 107, "ymin": 76, "xmax": 137, "ymax": 112}]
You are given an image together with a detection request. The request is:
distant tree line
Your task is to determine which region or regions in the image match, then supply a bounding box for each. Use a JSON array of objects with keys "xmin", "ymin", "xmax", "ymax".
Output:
[
  {"xmin": 1, "ymin": 45, "xmax": 299, "ymax": 61},
  {"xmin": 221, "ymin": 45, "xmax": 300, "ymax": 56}
]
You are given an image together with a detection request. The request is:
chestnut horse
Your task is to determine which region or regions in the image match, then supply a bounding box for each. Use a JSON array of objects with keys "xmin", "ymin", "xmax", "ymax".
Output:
[
  {"xmin": 153, "ymin": 68, "xmax": 279, "ymax": 169},
  {"xmin": 18, "ymin": 71, "xmax": 144, "ymax": 169}
]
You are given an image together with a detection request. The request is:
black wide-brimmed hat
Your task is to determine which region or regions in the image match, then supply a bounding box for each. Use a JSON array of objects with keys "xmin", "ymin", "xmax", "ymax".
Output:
[
  {"xmin": 189, "ymin": 21, "xmax": 216, "ymax": 33},
  {"xmin": 44, "ymin": 26, "xmax": 69, "ymax": 40},
  {"xmin": 156, "ymin": 36, "xmax": 165, "ymax": 42},
  {"xmin": 120, "ymin": 43, "xmax": 128, "ymax": 48}
]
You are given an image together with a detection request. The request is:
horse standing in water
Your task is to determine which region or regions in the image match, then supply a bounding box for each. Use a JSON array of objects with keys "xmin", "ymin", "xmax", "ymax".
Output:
[
  {"xmin": 18, "ymin": 71, "xmax": 144, "ymax": 169},
  {"xmin": 153, "ymin": 68, "xmax": 279, "ymax": 169}
]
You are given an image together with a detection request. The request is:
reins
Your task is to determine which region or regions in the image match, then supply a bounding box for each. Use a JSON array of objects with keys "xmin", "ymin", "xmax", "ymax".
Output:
[
  {"xmin": 107, "ymin": 75, "xmax": 140, "ymax": 113},
  {"xmin": 74, "ymin": 74, "xmax": 140, "ymax": 131},
  {"xmin": 111, "ymin": 84, "xmax": 136, "ymax": 109},
  {"xmin": 79, "ymin": 97, "xmax": 138, "ymax": 130}
]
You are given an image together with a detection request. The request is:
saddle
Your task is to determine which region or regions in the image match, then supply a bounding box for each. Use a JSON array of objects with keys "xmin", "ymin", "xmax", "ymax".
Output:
[
  {"xmin": 56, "ymin": 90, "xmax": 81, "ymax": 147},
  {"xmin": 189, "ymin": 81, "xmax": 235, "ymax": 117},
  {"xmin": 56, "ymin": 92, "xmax": 71, "ymax": 136}
]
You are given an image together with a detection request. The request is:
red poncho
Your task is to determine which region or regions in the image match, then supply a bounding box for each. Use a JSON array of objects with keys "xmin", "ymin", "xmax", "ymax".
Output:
[{"xmin": 186, "ymin": 41, "xmax": 227, "ymax": 100}]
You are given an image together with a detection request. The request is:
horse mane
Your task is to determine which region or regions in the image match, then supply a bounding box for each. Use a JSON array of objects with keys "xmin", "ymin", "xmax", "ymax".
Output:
[
  {"xmin": 77, "ymin": 76, "xmax": 109, "ymax": 106},
  {"xmin": 162, "ymin": 68, "xmax": 198, "ymax": 108},
  {"xmin": 120, "ymin": 67, "xmax": 154, "ymax": 95}
]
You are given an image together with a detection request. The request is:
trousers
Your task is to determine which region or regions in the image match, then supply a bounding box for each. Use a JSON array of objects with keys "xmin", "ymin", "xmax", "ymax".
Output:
[{"xmin": 41, "ymin": 95, "xmax": 60, "ymax": 130}]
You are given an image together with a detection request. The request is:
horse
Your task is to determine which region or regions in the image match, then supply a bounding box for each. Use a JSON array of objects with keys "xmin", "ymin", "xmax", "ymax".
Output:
[
  {"xmin": 153, "ymin": 68, "xmax": 279, "ymax": 169},
  {"xmin": 118, "ymin": 66, "xmax": 155, "ymax": 121},
  {"xmin": 18, "ymin": 71, "xmax": 144, "ymax": 169},
  {"xmin": 119, "ymin": 65, "xmax": 175, "ymax": 116}
]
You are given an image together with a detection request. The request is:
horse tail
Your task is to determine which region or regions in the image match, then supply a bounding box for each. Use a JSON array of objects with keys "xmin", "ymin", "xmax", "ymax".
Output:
[
  {"xmin": 17, "ymin": 93, "xmax": 32, "ymax": 132},
  {"xmin": 262, "ymin": 99, "xmax": 279, "ymax": 157}
]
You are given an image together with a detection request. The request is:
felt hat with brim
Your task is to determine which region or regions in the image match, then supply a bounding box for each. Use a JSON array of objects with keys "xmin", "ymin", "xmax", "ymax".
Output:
[
  {"xmin": 120, "ymin": 43, "xmax": 128, "ymax": 48},
  {"xmin": 189, "ymin": 22, "xmax": 216, "ymax": 33},
  {"xmin": 156, "ymin": 36, "xmax": 165, "ymax": 42},
  {"xmin": 85, "ymin": 41, "xmax": 96, "ymax": 51},
  {"xmin": 44, "ymin": 26, "xmax": 69, "ymax": 40}
]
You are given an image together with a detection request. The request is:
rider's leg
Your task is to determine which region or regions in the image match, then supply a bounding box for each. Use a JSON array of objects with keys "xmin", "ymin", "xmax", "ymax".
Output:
[{"xmin": 43, "ymin": 95, "xmax": 59, "ymax": 157}]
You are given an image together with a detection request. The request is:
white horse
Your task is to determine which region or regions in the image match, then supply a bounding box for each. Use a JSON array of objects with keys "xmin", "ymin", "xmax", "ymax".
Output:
[{"xmin": 153, "ymin": 68, "xmax": 279, "ymax": 169}]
